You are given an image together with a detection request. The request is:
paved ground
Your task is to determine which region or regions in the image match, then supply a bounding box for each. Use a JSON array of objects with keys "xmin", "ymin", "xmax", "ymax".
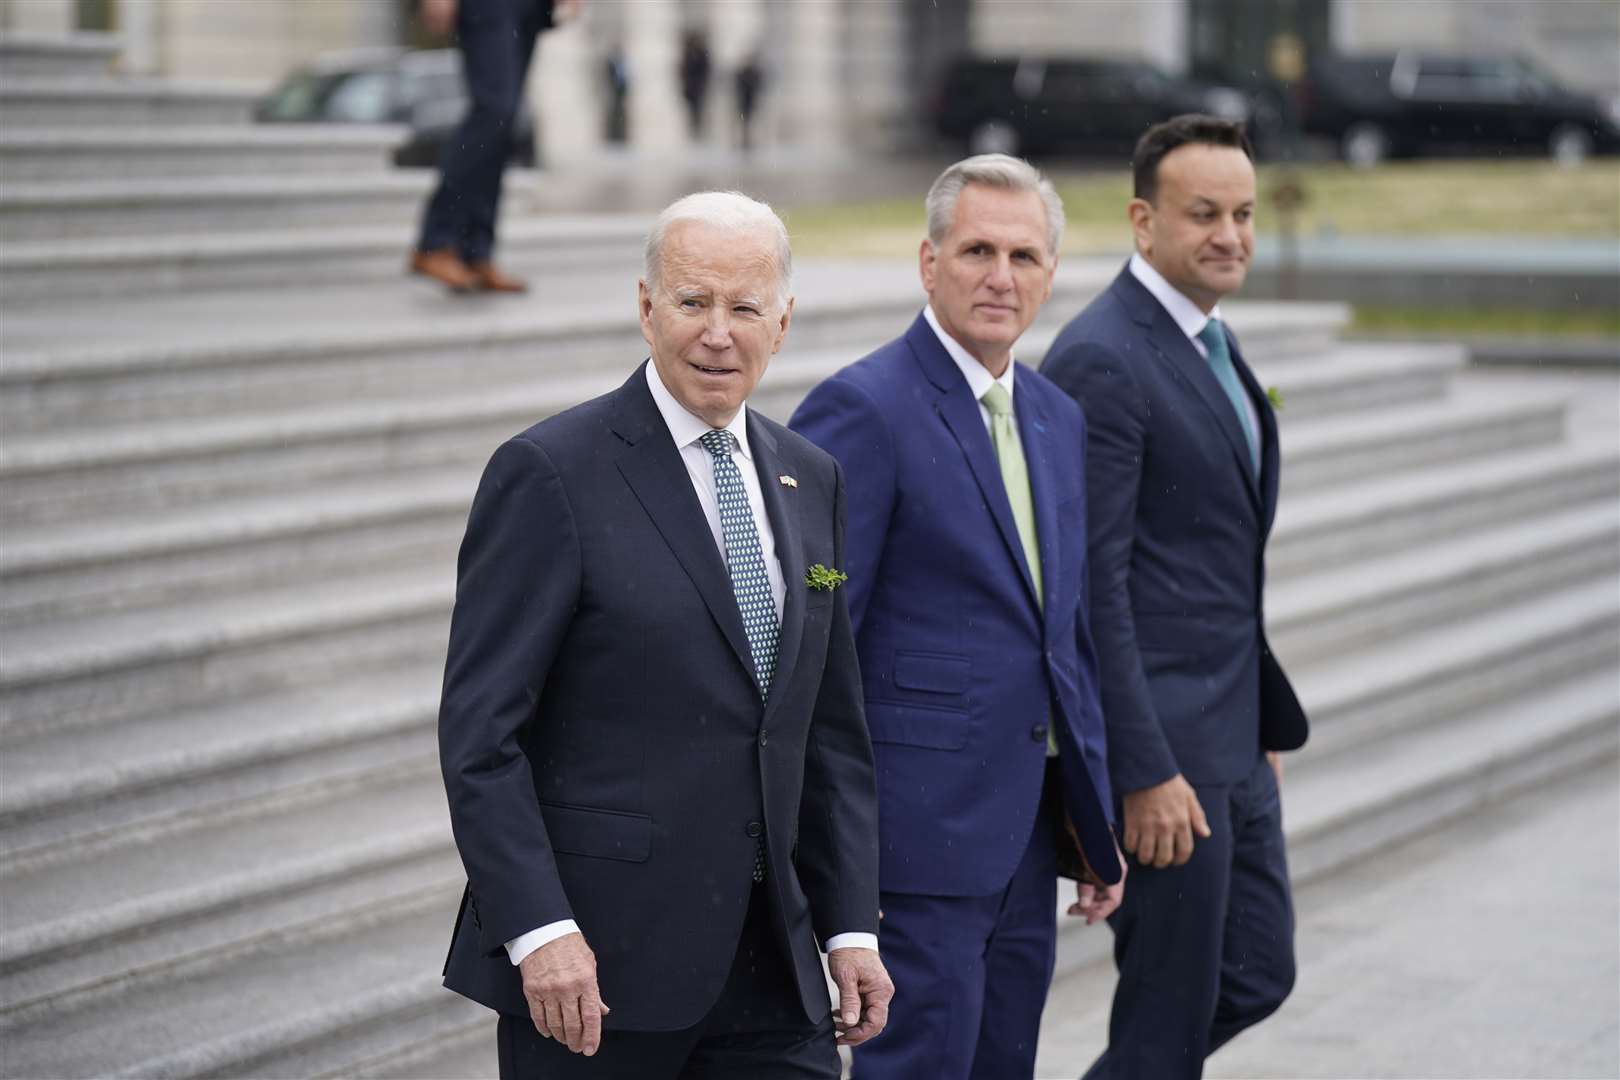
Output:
[{"xmin": 1035, "ymin": 761, "xmax": 1620, "ymax": 1080}]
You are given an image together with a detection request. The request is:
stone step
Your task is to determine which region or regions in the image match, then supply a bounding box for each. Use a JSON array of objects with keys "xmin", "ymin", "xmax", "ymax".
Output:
[
  {"xmin": 0, "ymin": 214, "xmax": 651, "ymax": 306},
  {"xmin": 1269, "ymin": 500, "xmax": 1620, "ymax": 665},
  {"xmin": 0, "ymin": 74, "xmax": 258, "ymax": 127},
  {"xmin": 0, "ymin": 891, "xmax": 473, "ymax": 1080},
  {"xmin": 0, "ymin": 124, "xmax": 407, "ymax": 182},
  {"xmin": 1277, "ymin": 382, "xmax": 1568, "ymax": 492},
  {"xmin": 1269, "ymin": 440, "xmax": 1620, "ymax": 577},
  {"xmin": 1295, "ymin": 580, "xmax": 1619, "ymax": 760},
  {"xmin": 0, "ymin": 33, "xmax": 120, "ymax": 79},
  {"xmin": 0, "ymin": 172, "xmax": 442, "ymax": 242},
  {"xmin": 0, "ymin": 761, "xmax": 457, "ymax": 1020},
  {"xmin": 1054, "ymin": 665, "xmax": 1620, "ymax": 985},
  {"xmin": 0, "ymin": 344, "xmax": 1459, "ymax": 620},
  {"xmin": 1253, "ymin": 341, "xmax": 1463, "ymax": 420},
  {"xmin": 0, "ymin": 660, "xmax": 443, "ymax": 870}
]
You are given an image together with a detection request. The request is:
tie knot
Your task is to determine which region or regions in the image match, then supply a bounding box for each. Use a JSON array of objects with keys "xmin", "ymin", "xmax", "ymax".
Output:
[
  {"xmin": 980, "ymin": 382, "xmax": 1012, "ymax": 418},
  {"xmin": 698, "ymin": 429, "xmax": 734, "ymax": 459},
  {"xmin": 1197, "ymin": 318, "xmax": 1226, "ymax": 354}
]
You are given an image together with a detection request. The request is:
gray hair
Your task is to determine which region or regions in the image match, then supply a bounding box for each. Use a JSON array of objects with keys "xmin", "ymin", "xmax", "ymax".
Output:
[
  {"xmin": 643, "ymin": 190, "xmax": 793, "ymax": 309},
  {"xmin": 925, "ymin": 154, "xmax": 1065, "ymax": 256}
]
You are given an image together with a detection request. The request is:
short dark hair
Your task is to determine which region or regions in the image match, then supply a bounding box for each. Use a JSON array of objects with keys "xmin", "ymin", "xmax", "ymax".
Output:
[{"xmin": 1132, "ymin": 114, "xmax": 1254, "ymax": 203}]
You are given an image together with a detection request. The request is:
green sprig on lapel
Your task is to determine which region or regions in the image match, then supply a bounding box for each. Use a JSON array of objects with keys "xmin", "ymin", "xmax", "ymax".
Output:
[
  {"xmin": 805, "ymin": 564, "xmax": 848, "ymax": 592},
  {"xmin": 1266, "ymin": 386, "xmax": 1285, "ymax": 410}
]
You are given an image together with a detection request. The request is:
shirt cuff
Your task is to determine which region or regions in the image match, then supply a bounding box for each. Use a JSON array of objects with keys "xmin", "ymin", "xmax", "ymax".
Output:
[
  {"xmin": 505, "ymin": 919, "xmax": 581, "ymax": 966},
  {"xmin": 824, "ymin": 932, "xmax": 879, "ymax": 954}
]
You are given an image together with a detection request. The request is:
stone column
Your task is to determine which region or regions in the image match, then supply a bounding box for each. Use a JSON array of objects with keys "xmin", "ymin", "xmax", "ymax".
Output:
[
  {"xmin": 625, "ymin": 0, "xmax": 685, "ymax": 153},
  {"xmin": 774, "ymin": 0, "xmax": 840, "ymax": 152},
  {"xmin": 532, "ymin": 12, "xmax": 599, "ymax": 167},
  {"xmin": 0, "ymin": 0, "xmax": 74, "ymax": 34}
]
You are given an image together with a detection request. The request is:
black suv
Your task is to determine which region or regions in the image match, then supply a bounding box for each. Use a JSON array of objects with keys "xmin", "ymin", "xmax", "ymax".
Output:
[
  {"xmin": 932, "ymin": 56, "xmax": 1269, "ymax": 158},
  {"xmin": 1302, "ymin": 51, "xmax": 1620, "ymax": 166},
  {"xmin": 255, "ymin": 47, "xmax": 538, "ymax": 168}
]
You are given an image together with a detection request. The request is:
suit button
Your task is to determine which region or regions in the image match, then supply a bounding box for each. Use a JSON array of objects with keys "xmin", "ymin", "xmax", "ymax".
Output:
[
  {"xmin": 1031, "ymin": 724, "xmax": 1048, "ymax": 743},
  {"xmin": 758, "ymin": 732, "xmax": 769, "ymax": 748},
  {"xmin": 746, "ymin": 821, "xmax": 764, "ymax": 838}
]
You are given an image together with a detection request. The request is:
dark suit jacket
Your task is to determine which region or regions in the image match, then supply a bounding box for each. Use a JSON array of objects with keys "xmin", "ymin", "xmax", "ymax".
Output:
[
  {"xmin": 789, "ymin": 313, "xmax": 1121, "ymax": 898},
  {"xmin": 438, "ymin": 364, "xmax": 879, "ymax": 1031},
  {"xmin": 1040, "ymin": 267, "xmax": 1308, "ymax": 798}
]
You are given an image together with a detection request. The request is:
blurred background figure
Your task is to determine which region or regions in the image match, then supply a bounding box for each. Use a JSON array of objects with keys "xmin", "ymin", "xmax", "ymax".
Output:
[
  {"xmin": 409, "ymin": 0, "xmax": 558, "ymax": 295},
  {"xmin": 733, "ymin": 49, "xmax": 766, "ymax": 153},
  {"xmin": 602, "ymin": 41, "xmax": 629, "ymax": 145},
  {"xmin": 679, "ymin": 27, "xmax": 711, "ymax": 142}
]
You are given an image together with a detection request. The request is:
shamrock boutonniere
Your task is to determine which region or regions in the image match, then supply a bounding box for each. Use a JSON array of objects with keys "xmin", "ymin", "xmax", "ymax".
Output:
[
  {"xmin": 805, "ymin": 563, "xmax": 848, "ymax": 592},
  {"xmin": 1266, "ymin": 386, "xmax": 1285, "ymax": 411}
]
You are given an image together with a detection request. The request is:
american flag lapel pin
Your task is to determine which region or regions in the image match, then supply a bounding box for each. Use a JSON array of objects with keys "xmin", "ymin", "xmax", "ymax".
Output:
[{"xmin": 778, "ymin": 474, "xmax": 798, "ymax": 488}]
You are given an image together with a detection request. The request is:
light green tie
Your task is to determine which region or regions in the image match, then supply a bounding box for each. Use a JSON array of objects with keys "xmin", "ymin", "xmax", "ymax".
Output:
[{"xmin": 982, "ymin": 383, "xmax": 1057, "ymax": 756}]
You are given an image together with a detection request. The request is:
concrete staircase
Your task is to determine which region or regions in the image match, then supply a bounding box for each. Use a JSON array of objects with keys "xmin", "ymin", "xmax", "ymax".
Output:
[{"xmin": 2, "ymin": 32, "xmax": 1617, "ymax": 1080}]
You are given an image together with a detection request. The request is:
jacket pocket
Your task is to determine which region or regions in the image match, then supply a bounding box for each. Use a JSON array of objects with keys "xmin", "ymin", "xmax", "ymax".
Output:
[
  {"xmin": 539, "ymin": 801, "xmax": 652, "ymax": 863},
  {"xmin": 892, "ymin": 651, "xmax": 970, "ymax": 694},
  {"xmin": 864, "ymin": 700, "xmax": 973, "ymax": 750}
]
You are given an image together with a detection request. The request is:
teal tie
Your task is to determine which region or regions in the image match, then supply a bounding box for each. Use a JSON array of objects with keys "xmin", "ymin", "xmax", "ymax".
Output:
[{"xmin": 1197, "ymin": 318, "xmax": 1260, "ymax": 476}]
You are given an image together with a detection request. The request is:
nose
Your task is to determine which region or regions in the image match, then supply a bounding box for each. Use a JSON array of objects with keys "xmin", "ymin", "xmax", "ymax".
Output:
[
  {"xmin": 985, "ymin": 253, "xmax": 1015, "ymax": 291},
  {"xmin": 1211, "ymin": 215, "xmax": 1242, "ymax": 250},
  {"xmin": 700, "ymin": 307, "xmax": 733, "ymax": 349}
]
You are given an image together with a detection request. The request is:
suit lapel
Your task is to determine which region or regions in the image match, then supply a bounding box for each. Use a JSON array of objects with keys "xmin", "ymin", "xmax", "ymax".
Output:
[
  {"xmin": 1014, "ymin": 374, "xmax": 1063, "ymax": 639},
  {"xmin": 611, "ymin": 367, "xmax": 757, "ymax": 684},
  {"xmin": 1118, "ymin": 273, "xmax": 1262, "ymax": 517},
  {"xmin": 909, "ymin": 318, "xmax": 1042, "ymax": 612},
  {"xmin": 1229, "ymin": 336, "xmax": 1281, "ymax": 533},
  {"xmin": 748, "ymin": 415, "xmax": 806, "ymax": 715}
]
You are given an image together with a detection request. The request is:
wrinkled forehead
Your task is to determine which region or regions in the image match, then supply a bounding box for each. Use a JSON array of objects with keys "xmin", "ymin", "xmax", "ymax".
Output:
[
  {"xmin": 946, "ymin": 185, "xmax": 1051, "ymax": 251},
  {"xmin": 658, "ymin": 220, "xmax": 784, "ymax": 290}
]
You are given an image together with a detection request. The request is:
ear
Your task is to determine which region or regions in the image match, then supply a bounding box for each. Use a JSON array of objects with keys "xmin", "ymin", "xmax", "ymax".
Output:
[
  {"xmin": 1127, "ymin": 198, "xmax": 1154, "ymax": 256},
  {"xmin": 919, "ymin": 238, "xmax": 937, "ymax": 295},
  {"xmin": 1041, "ymin": 252, "xmax": 1058, "ymax": 306},
  {"xmin": 638, "ymin": 279, "xmax": 655, "ymax": 345},
  {"xmin": 771, "ymin": 296, "xmax": 794, "ymax": 354}
]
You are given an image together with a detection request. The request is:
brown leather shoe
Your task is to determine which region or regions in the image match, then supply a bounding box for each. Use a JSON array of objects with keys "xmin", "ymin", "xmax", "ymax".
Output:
[
  {"xmin": 467, "ymin": 261, "xmax": 529, "ymax": 294},
  {"xmin": 409, "ymin": 248, "xmax": 477, "ymax": 293}
]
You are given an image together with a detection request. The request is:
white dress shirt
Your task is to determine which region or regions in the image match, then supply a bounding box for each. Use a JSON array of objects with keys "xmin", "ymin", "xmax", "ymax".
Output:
[
  {"xmin": 504, "ymin": 362, "xmax": 876, "ymax": 966},
  {"xmin": 1127, "ymin": 253, "xmax": 1262, "ymax": 468},
  {"xmin": 923, "ymin": 302, "xmax": 1015, "ymax": 434}
]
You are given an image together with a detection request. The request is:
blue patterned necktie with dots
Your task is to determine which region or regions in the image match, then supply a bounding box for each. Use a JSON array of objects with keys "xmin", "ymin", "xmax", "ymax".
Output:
[{"xmin": 698, "ymin": 429, "xmax": 780, "ymax": 697}]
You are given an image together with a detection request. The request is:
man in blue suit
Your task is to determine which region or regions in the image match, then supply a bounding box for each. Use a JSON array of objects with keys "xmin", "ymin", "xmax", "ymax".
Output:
[
  {"xmin": 1040, "ymin": 116, "xmax": 1309, "ymax": 1079},
  {"xmin": 791, "ymin": 156, "xmax": 1123, "ymax": 1080},
  {"xmin": 438, "ymin": 192, "xmax": 892, "ymax": 1078}
]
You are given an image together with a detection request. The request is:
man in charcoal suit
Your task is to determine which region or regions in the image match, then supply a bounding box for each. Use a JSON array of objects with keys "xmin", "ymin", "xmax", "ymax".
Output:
[
  {"xmin": 790, "ymin": 155, "xmax": 1124, "ymax": 1080},
  {"xmin": 1040, "ymin": 115, "xmax": 1309, "ymax": 1080},
  {"xmin": 438, "ymin": 191, "xmax": 892, "ymax": 1078}
]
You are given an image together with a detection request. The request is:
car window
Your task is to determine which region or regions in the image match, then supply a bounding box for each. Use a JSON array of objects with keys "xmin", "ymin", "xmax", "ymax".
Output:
[
  {"xmin": 259, "ymin": 71, "xmax": 341, "ymax": 120},
  {"xmin": 326, "ymin": 71, "xmax": 395, "ymax": 122}
]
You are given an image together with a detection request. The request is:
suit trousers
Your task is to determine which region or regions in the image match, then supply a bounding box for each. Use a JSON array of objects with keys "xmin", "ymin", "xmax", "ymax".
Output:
[
  {"xmin": 1083, "ymin": 754, "xmax": 1296, "ymax": 1080},
  {"xmin": 496, "ymin": 884, "xmax": 840, "ymax": 1079},
  {"xmin": 852, "ymin": 768, "xmax": 1061, "ymax": 1080},
  {"xmin": 416, "ymin": 0, "xmax": 548, "ymax": 262}
]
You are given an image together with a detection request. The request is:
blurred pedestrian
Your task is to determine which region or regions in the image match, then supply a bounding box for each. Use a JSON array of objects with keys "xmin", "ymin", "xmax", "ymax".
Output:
[
  {"xmin": 1041, "ymin": 114, "xmax": 1309, "ymax": 1080},
  {"xmin": 409, "ymin": 0, "xmax": 560, "ymax": 294},
  {"xmin": 679, "ymin": 29, "xmax": 711, "ymax": 142},
  {"xmin": 602, "ymin": 44, "xmax": 629, "ymax": 145},
  {"xmin": 733, "ymin": 51, "xmax": 765, "ymax": 153},
  {"xmin": 791, "ymin": 155, "xmax": 1123, "ymax": 1080}
]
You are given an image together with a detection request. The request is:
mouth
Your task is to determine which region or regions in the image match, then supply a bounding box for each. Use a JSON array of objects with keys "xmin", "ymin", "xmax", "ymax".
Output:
[
  {"xmin": 690, "ymin": 361, "xmax": 737, "ymax": 377},
  {"xmin": 974, "ymin": 303, "xmax": 1017, "ymax": 317}
]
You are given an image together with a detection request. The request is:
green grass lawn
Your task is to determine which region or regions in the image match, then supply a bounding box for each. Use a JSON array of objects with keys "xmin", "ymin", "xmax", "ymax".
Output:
[
  {"xmin": 1351, "ymin": 305, "xmax": 1620, "ymax": 339},
  {"xmin": 783, "ymin": 159, "xmax": 1620, "ymax": 257}
]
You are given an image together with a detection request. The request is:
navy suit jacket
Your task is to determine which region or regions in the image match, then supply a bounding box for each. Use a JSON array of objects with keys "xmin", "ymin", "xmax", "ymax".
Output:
[
  {"xmin": 790, "ymin": 313, "xmax": 1121, "ymax": 898},
  {"xmin": 438, "ymin": 364, "xmax": 879, "ymax": 1030},
  {"xmin": 1040, "ymin": 267, "xmax": 1308, "ymax": 798}
]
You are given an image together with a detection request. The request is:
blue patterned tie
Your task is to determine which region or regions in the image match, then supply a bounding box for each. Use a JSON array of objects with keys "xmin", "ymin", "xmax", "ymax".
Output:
[
  {"xmin": 1197, "ymin": 318, "xmax": 1260, "ymax": 475},
  {"xmin": 699, "ymin": 430, "xmax": 780, "ymax": 696}
]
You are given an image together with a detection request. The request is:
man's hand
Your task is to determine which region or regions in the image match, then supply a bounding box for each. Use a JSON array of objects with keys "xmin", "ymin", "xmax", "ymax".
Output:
[
  {"xmin": 421, "ymin": 0, "xmax": 456, "ymax": 37},
  {"xmin": 519, "ymin": 932, "xmax": 609, "ymax": 1056},
  {"xmin": 1122, "ymin": 774, "xmax": 1211, "ymax": 869},
  {"xmin": 1068, "ymin": 842, "xmax": 1127, "ymax": 925},
  {"xmin": 1267, "ymin": 750, "xmax": 1283, "ymax": 786},
  {"xmin": 827, "ymin": 947, "xmax": 893, "ymax": 1047}
]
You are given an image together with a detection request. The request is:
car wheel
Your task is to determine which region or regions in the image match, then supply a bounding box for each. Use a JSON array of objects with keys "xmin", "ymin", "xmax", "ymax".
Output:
[
  {"xmin": 969, "ymin": 120, "xmax": 1020, "ymax": 157},
  {"xmin": 1341, "ymin": 122, "xmax": 1389, "ymax": 168},
  {"xmin": 1549, "ymin": 124, "xmax": 1592, "ymax": 167}
]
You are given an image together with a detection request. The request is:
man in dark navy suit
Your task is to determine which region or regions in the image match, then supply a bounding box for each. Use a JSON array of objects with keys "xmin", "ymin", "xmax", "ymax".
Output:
[
  {"xmin": 1041, "ymin": 115, "xmax": 1309, "ymax": 1080},
  {"xmin": 791, "ymin": 156, "xmax": 1123, "ymax": 1080},
  {"xmin": 438, "ymin": 191, "xmax": 891, "ymax": 1078}
]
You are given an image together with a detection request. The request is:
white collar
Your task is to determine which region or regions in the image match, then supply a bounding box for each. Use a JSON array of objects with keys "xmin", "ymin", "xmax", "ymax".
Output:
[
  {"xmin": 1128, "ymin": 252, "xmax": 1225, "ymax": 342},
  {"xmin": 922, "ymin": 303, "xmax": 1016, "ymax": 407},
  {"xmin": 645, "ymin": 360, "xmax": 753, "ymax": 460}
]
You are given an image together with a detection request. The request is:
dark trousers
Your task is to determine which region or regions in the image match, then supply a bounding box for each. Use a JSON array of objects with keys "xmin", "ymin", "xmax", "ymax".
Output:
[
  {"xmin": 852, "ymin": 771, "xmax": 1061, "ymax": 1080},
  {"xmin": 417, "ymin": 0, "xmax": 548, "ymax": 263},
  {"xmin": 1083, "ymin": 754, "xmax": 1296, "ymax": 1080},
  {"xmin": 497, "ymin": 885, "xmax": 839, "ymax": 1079}
]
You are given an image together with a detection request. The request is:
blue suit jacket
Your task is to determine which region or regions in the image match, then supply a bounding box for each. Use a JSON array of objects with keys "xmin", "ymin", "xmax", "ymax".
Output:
[
  {"xmin": 438, "ymin": 364, "xmax": 879, "ymax": 1029},
  {"xmin": 790, "ymin": 313, "xmax": 1120, "ymax": 897},
  {"xmin": 1040, "ymin": 267, "xmax": 1308, "ymax": 798}
]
